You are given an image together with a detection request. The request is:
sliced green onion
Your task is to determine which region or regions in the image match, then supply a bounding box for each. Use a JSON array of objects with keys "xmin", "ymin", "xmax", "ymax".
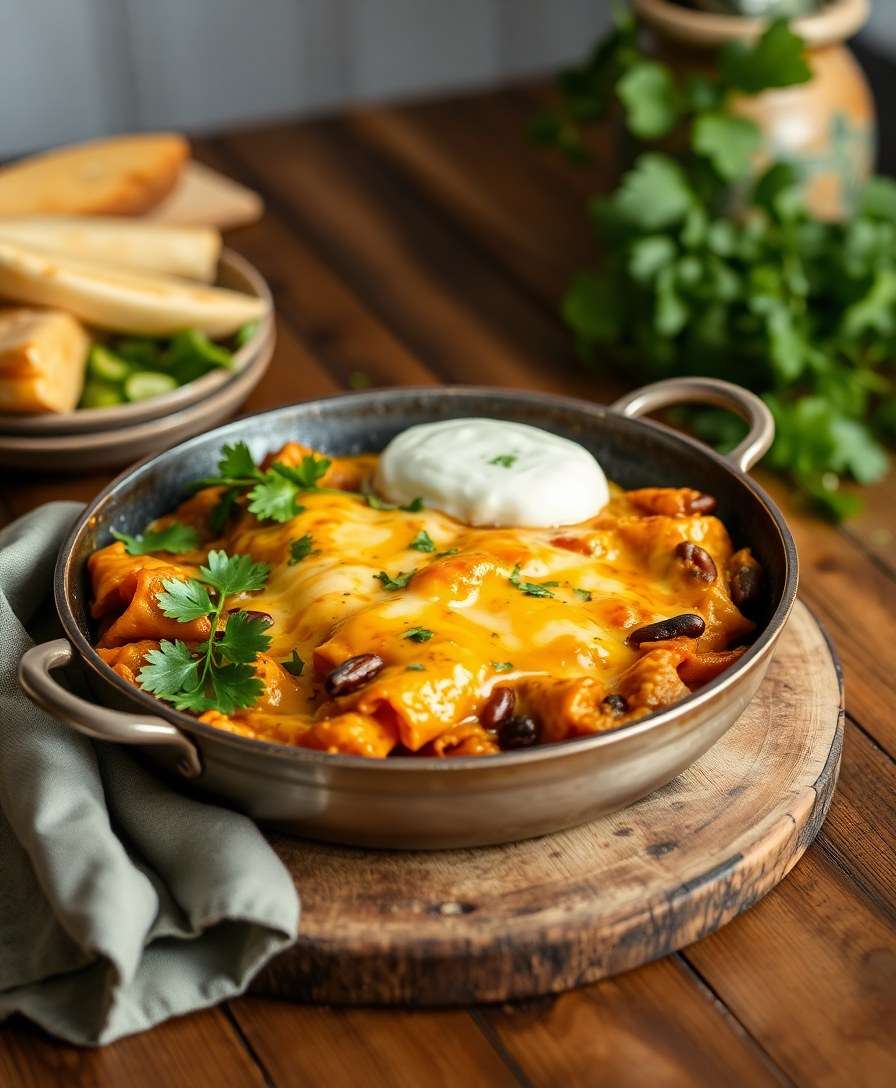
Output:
[
  {"xmin": 80, "ymin": 380, "xmax": 125, "ymax": 409},
  {"xmin": 87, "ymin": 345, "xmax": 132, "ymax": 384},
  {"xmin": 124, "ymin": 371, "xmax": 178, "ymax": 402}
]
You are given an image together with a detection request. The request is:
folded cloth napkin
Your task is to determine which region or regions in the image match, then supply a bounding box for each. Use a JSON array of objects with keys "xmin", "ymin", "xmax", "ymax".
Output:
[{"xmin": 0, "ymin": 503, "xmax": 299, "ymax": 1045}]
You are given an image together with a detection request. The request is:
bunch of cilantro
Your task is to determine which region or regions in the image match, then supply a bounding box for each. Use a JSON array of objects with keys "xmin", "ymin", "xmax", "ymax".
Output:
[{"xmin": 532, "ymin": 12, "xmax": 895, "ymax": 518}]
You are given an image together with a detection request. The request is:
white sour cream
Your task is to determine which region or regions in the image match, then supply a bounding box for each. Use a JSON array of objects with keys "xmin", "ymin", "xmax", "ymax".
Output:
[{"xmin": 375, "ymin": 418, "xmax": 609, "ymax": 527}]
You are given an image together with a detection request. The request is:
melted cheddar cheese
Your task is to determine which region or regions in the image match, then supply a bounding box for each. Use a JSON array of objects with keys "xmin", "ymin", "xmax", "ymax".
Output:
[{"xmin": 89, "ymin": 443, "xmax": 758, "ymax": 758}]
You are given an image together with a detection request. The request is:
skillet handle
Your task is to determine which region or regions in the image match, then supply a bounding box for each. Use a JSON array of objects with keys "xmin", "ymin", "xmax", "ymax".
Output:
[
  {"xmin": 610, "ymin": 377, "xmax": 774, "ymax": 474},
  {"xmin": 18, "ymin": 638, "xmax": 202, "ymax": 779}
]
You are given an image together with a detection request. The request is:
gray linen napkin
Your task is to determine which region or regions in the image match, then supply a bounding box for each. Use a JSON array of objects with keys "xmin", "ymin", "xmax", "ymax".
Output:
[{"xmin": 0, "ymin": 502, "xmax": 299, "ymax": 1045}]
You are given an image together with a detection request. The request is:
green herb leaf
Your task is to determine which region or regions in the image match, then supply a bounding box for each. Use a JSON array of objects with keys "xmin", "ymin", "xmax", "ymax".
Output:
[
  {"xmin": 403, "ymin": 627, "xmax": 434, "ymax": 642},
  {"xmin": 209, "ymin": 663, "xmax": 265, "ymax": 715},
  {"xmin": 574, "ymin": 588, "xmax": 593, "ymax": 602},
  {"xmin": 616, "ymin": 61, "xmax": 681, "ymax": 139},
  {"xmin": 218, "ymin": 441, "xmax": 258, "ymax": 480},
  {"xmin": 405, "ymin": 663, "xmax": 426, "ymax": 671},
  {"xmin": 288, "ymin": 533, "xmax": 315, "ymax": 564},
  {"xmin": 488, "ymin": 454, "xmax": 517, "ymax": 468},
  {"xmin": 156, "ymin": 577, "xmax": 215, "ymax": 622},
  {"xmin": 210, "ymin": 487, "xmax": 240, "ymax": 533},
  {"xmin": 400, "ymin": 496, "xmax": 424, "ymax": 512},
  {"xmin": 365, "ymin": 493, "xmax": 393, "ymax": 510},
  {"xmin": 375, "ymin": 570, "xmax": 415, "ymax": 591},
  {"xmin": 283, "ymin": 649, "xmax": 305, "ymax": 677},
  {"xmin": 719, "ymin": 19, "xmax": 812, "ymax": 95},
  {"xmin": 200, "ymin": 550, "xmax": 271, "ymax": 596},
  {"xmin": 214, "ymin": 611, "xmax": 272, "ymax": 664},
  {"xmin": 272, "ymin": 454, "xmax": 331, "ymax": 490},
  {"xmin": 692, "ymin": 112, "xmax": 760, "ymax": 180},
  {"xmin": 112, "ymin": 521, "xmax": 198, "ymax": 556},
  {"xmin": 611, "ymin": 153, "xmax": 694, "ymax": 231},
  {"xmin": 234, "ymin": 321, "xmax": 259, "ymax": 348},
  {"xmin": 492, "ymin": 661, "xmax": 514, "ymax": 672},
  {"xmin": 409, "ymin": 530, "xmax": 436, "ymax": 552},
  {"xmin": 508, "ymin": 564, "xmax": 557, "ymax": 599},
  {"xmin": 138, "ymin": 640, "xmax": 201, "ymax": 698},
  {"xmin": 248, "ymin": 474, "xmax": 305, "ymax": 523}
]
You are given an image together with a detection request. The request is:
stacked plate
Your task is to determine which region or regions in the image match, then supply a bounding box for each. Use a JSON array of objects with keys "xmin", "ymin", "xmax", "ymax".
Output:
[{"xmin": 0, "ymin": 249, "xmax": 274, "ymax": 471}]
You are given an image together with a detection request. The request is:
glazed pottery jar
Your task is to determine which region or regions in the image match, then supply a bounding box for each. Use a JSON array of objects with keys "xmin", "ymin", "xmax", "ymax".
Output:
[{"xmin": 631, "ymin": 0, "xmax": 875, "ymax": 218}]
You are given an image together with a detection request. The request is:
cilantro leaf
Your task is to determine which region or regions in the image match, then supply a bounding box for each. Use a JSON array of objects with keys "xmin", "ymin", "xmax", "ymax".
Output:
[
  {"xmin": 693, "ymin": 113, "xmax": 760, "ymax": 180},
  {"xmin": 210, "ymin": 663, "xmax": 265, "ymax": 714},
  {"xmin": 405, "ymin": 663, "xmax": 426, "ymax": 671},
  {"xmin": 719, "ymin": 20, "xmax": 812, "ymax": 95},
  {"xmin": 492, "ymin": 661, "xmax": 514, "ymax": 672},
  {"xmin": 289, "ymin": 534, "xmax": 315, "ymax": 564},
  {"xmin": 283, "ymin": 649, "xmax": 305, "ymax": 676},
  {"xmin": 215, "ymin": 611, "xmax": 272, "ymax": 664},
  {"xmin": 408, "ymin": 530, "xmax": 435, "ymax": 552},
  {"xmin": 403, "ymin": 627, "xmax": 434, "ymax": 642},
  {"xmin": 574, "ymin": 588, "xmax": 593, "ymax": 602},
  {"xmin": 610, "ymin": 154, "xmax": 694, "ymax": 230},
  {"xmin": 248, "ymin": 474, "xmax": 305, "ymax": 523},
  {"xmin": 616, "ymin": 61, "xmax": 681, "ymax": 139},
  {"xmin": 272, "ymin": 454, "xmax": 331, "ymax": 489},
  {"xmin": 400, "ymin": 497, "xmax": 424, "ymax": 512},
  {"xmin": 156, "ymin": 577, "xmax": 215, "ymax": 622},
  {"xmin": 218, "ymin": 441, "xmax": 259, "ymax": 480},
  {"xmin": 138, "ymin": 640, "xmax": 201, "ymax": 697},
  {"xmin": 111, "ymin": 521, "xmax": 198, "ymax": 556},
  {"xmin": 508, "ymin": 565, "xmax": 557, "ymax": 599},
  {"xmin": 488, "ymin": 454, "xmax": 517, "ymax": 468},
  {"xmin": 210, "ymin": 487, "xmax": 241, "ymax": 534},
  {"xmin": 365, "ymin": 493, "xmax": 393, "ymax": 510},
  {"xmin": 375, "ymin": 570, "xmax": 415, "ymax": 591},
  {"xmin": 200, "ymin": 550, "xmax": 271, "ymax": 596}
]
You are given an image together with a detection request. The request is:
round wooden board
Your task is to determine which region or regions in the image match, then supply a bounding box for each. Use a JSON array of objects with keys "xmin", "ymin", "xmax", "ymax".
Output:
[{"xmin": 253, "ymin": 599, "xmax": 843, "ymax": 1006}]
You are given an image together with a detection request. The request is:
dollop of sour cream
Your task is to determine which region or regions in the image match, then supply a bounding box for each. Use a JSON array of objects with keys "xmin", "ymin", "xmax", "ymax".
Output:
[{"xmin": 375, "ymin": 418, "xmax": 609, "ymax": 528}]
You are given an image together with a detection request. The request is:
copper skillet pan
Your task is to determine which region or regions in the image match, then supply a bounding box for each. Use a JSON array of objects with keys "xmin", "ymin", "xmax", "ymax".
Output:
[{"xmin": 19, "ymin": 378, "xmax": 798, "ymax": 849}]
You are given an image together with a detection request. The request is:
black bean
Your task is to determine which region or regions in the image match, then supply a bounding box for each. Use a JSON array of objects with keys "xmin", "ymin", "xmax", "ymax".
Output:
[
  {"xmin": 498, "ymin": 714, "xmax": 540, "ymax": 750},
  {"xmin": 626, "ymin": 613, "xmax": 706, "ymax": 647},
  {"xmin": 602, "ymin": 693, "xmax": 628, "ymax": 715},
  {"xmin": 481, "ymin": 686, "xmax": 515, "ymax": 730},
  {"xmin": 324, "ymin": 653, "xmax": 385, "ymax": 697},
  {"xmin": 688, "ymin": 492, "xmax": 717, "ymax": 515},
  {"xmin": 674, "ymin": 541, "xmax": 717, "ymax": 584},
  {"xmin": 730, "ymin": 563, "xmax": 763, "ymax": 613}
]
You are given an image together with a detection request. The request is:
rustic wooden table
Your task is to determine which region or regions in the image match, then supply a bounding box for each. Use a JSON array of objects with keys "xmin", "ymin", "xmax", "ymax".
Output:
[{"xmin": 1, "ymin": 87, "xmax": 894, "ymax": 1087}]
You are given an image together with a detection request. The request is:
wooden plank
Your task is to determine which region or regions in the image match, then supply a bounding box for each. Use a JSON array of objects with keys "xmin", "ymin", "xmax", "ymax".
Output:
[
  {"xmin": 481, "ymin": 956, "xmax": 786, "ymax": 1087},
  {"xmin": 683, "ymin": 831, "xmax": 896, "ymax": 1087},
  {"xmin": 228, "ymin": 999, "xmax": 521, "ymax": 1088},
  {"xmin": 219, "ymin": 121, "xmax": 608, "ymax": 401},
  {"xmin": 0, "ymin": 1008, "xmax": 265, "ymax": 1088}
]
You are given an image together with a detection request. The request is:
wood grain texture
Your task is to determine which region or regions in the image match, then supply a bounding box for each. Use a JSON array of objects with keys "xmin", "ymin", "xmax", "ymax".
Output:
[
  {"xmin": 252, "ymin": 602, "xmax": 841, "ymax": 1005},
  {"xmin": 0, "ymin": 1009, "xmax": 265, "ymax": 1088}
]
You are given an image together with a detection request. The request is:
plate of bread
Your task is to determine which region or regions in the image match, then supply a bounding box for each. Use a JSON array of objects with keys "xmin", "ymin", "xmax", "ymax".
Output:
[{"xmin": 0, "ymin": 133, "xmax": 273, "ymax": 467}]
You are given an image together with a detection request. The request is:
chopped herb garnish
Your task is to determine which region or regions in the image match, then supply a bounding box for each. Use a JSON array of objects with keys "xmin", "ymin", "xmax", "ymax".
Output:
[
  {"xmin": 364, "ymin": 493, "xmax": 424, "ymax": 513},
  {"xmin": 492, "ymin": 661, "xmax": 514, "ymax": 672},
  {"xmin": 409, "ymin": 530, "xmax": 436, "ymax": 553},
  {"xmin": 574, "ymin": 587, "xmax": 593, "ymax": 602},
  {"xmin": 508, "ymin": 564, "xmax": 558, "ymax": 598},
  {"xmin": 112, "ymin": 521, "xmax": 198, "ymax": 556},
  {"xmin": 403, "ymin": 627, "xmax": 435, "ymax": 642},
  {"xmin": 283, "ymin": 649, "xmax": 305, "ymax": 676},
  {"xmin": 436, "ymin": 547, "xmax": 460, "ymax": 557},
  {"xmin": 375, "ymin": 570, "xmax": 415, "ymax": 591},
  {"xmin": 405, "ymin": 663, "xmax": 426, "ymax": 671},
  {"xmin": 365, "ymin": 493, "xmax": 393, "ymax": 510},
  {"xmin": 195, "ymin": 442, "xmax": 330, "ymax": 525},
  {"xmin": 138, "ymin": 550, "xmax": 272, "ymax": 714},
  {"xmin": 489, "ymin": 454, "xmax": 517, "ymax": 468},
  {"xmin": 400, "ymin": 497, "xmax": 424, "ymax": 512},
  {"xmin": 288, "ymin": 533, "xmax": 315, "ymax": 565}
]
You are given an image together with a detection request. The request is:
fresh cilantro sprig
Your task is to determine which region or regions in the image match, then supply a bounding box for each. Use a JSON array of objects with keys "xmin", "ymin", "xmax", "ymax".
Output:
[
  {"xmin": 409, "ymin": 530, "xmax": 436, "ymax": 552},
  {"xmin": 534, "ymin": 11, "xmax": 893, "ymax": 519},
  {"xmin": 111, "ymin": 521, "xmax": 198, "ymax": 556},
  {"xmin": 508, "ymin": 564, "xmax": 559, "ymax": 599},
  {"xmin": 288, "ymin": 533, "xmax": 315, "ymax": 564},
  {"xmin": 375, "ymin": 569, "xmax": 416, "ymax": 591},
  {"xmin": 138, "ymin": 550, "xmax": 272, "ymax": 714},
  {"xmin": 403, "ymin": 627, "xmax": 434, "ymax": 642},
  {"xmin": 196, "ymin": 442, "xmax": 332, "ymax": 526},
  {"xmin": 489, "ymin": 454, "xmax": 517, "ymax": 468}
]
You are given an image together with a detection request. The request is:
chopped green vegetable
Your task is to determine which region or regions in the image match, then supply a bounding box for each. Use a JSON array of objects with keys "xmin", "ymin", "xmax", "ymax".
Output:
[
  {"xmin": 288, "ymin": 533, "xmax": 315, "ymax": 564},
  {"xmin": 488, "ymin": 454, "xmax": 517, "ymax": 468},
  {"xmin": 492, "ymin": 661, "xmax": 514, "ymax": 672},
  {"xmin": 400, "ymin": 497, "xmax": 424, "ymax": 512},
  {"xmin": 165, "ymin": 329, "xmax": 233, "ymax": 385},
  {"xmin": 111, "ymin": 521, "xmax": 199, "ymax": 556},
  {"xmin": 87, "ymin": 345, "xmax": 132, "ymax": 384},
  {"xmin": 508, "ymin": 564, "xmax": 558, "ymax": 598},
  {"xmin": 138, "ymin": 549, "xmax": 272, "ymax": 714},
  {"xmin": 124, "ymin": 371, "xmax": 178, "ymax": 402},
  {"xmin": 234, "ymin": 321, "xmax": 259, "ymax": 349},
  {"xmin": 283, "ymin": 650, "xmax": 305, "ymax": 677},
  {"xmin": 405, "ymin": 663, "xmax": 426, "ymax": 671},
  {"xmin": 403, "ymin": 627, "xmax": 434, "ymax": 642},
  {"xmin": 409, "ymin": 530, "xmax": 436, "ymax": 552},
  {"xmin": 534, "ymin": 13, "xmax": 892, "ymax": 518},
  {"xmin": 197, "ymin": 444, "xmax": 331, "ymax": 525},
  {"xmin": 573, "ymin": 587, "xmax": 593, "ymax": 602},
  {"xmin": 375, "ymin": 570, "xmax": 415, "ymax": 591},
  {"xmin": 79, "ymin": 380, "xmax": 124, "ymax": 409}
]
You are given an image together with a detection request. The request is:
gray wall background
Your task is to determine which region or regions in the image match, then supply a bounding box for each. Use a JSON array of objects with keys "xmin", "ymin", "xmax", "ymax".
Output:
[{"xmin": 0, "ymin": 0, "xmax": 891, "ymax": 159}]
